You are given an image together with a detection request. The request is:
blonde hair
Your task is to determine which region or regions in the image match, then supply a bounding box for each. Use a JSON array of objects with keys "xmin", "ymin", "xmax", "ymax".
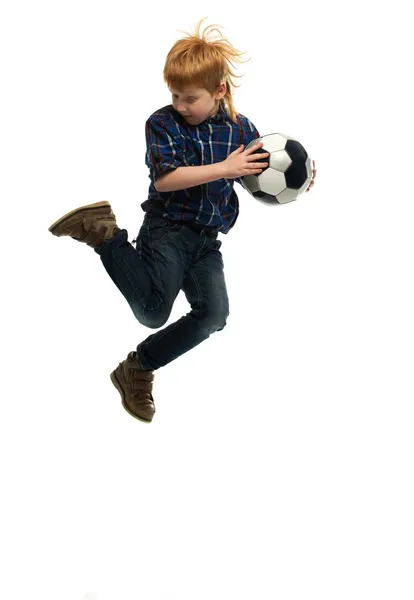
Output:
[{"xmin": 163, "ymin": 17, "xmax": 250, "ymax": 124}]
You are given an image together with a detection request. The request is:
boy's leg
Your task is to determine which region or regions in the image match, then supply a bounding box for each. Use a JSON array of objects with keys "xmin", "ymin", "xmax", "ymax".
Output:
[
  {"xmin": 94, "ymin": 216, "xmax": 192, "ymax": 331},
  {"xmin": 49, "ymin": 202, "xmax": 229, "ymax": 373},
  {"xmin": 134, "ymin": 231, "xmax": 229, "ymax": 371},
  {"xmin": 108, "ymin": 229, "xmax": 228, "ymax": 421},
  {"xmin": 49, "ymin": 202, "xmax": 191, "ymax": 335}
]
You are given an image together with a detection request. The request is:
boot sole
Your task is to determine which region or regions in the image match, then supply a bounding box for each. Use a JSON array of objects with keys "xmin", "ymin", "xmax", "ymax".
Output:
[
  {"xmin": 48, "ymin": 201, "xmax": 111, "ymax": 234},
  {"xmin": 110, "ymin": 369, "xmax": 153, "ymax": 423}
]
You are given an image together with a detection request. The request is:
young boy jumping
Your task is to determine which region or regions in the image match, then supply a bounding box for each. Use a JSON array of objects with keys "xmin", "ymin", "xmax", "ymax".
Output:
[{"xmin": 48, "ymin": 17, "xmax": 315, "ymax": 423}]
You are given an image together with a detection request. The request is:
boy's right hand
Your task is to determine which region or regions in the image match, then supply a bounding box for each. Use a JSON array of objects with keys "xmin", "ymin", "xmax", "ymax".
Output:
[{"xmin": 221, "ymin": 142, "xmax": 269, "ymax": 178}]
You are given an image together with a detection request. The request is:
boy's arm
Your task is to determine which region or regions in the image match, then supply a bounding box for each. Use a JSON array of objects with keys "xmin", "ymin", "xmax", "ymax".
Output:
[
  {"xmin": 146, "ymin": 118, "xmax": 227, "ymax": 192},
  {"xmin": 155, "ymin": 163, "xmax": 227, "ymax": 192}
]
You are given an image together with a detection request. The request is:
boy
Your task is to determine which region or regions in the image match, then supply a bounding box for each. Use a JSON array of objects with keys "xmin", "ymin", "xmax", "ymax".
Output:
[{"xmin": 48, "ymin": 18, "xmax": 316, "ymax": 423}]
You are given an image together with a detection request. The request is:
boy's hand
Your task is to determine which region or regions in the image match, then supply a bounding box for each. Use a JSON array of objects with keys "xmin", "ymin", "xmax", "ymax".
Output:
[
  {"xmin": 221, "ymin": 142, "xmax": 269, "ymax": 179},
  {"xmin": 305, "ymin": 160, "xmax": 317, "ymax": 192}
]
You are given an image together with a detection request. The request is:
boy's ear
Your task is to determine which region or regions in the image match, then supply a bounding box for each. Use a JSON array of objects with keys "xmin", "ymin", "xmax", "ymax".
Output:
[{"xmin": 217, "ymin": 81, "xmax": 226, "ymax": 98}]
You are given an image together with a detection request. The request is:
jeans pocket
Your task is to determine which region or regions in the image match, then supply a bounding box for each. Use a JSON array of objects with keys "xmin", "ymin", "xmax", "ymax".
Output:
[
  {"xmin": 166, "ymin": 220, "xmax": 184, "ymax": 231},
  {"xmin": 149, "ymin": 217, "xmax": 183, "ymax": 243}
]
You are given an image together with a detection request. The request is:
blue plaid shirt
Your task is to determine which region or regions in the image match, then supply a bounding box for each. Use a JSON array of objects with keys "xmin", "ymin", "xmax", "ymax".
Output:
[{"xmin": 141, "ymin": 103, "xmax": 261, "ymax": 234}]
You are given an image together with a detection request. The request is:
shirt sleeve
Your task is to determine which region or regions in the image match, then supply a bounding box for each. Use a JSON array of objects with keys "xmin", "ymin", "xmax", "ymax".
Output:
[
  {"xmin": 245, "ymin": 118, "xmax": 261, "ymax": 144},
  {"xmin": 145, "ymin": 118, "xmax": 184, "ymax": 184},
  {"xmin": 234, "ymin": 118, "xmax": 262, "ymax": 186}
]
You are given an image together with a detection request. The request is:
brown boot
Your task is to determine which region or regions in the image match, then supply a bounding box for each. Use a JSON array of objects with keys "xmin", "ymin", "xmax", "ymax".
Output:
[
  {"xmin": 48, "ymin": 200, "xmax": 121, "ymax": 248},
  {"xmin": 110, "ymin": 351, "xmax": 156, "ymax": 423}
]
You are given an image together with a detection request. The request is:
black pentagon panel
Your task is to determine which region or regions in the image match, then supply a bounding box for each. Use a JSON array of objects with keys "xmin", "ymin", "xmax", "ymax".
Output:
[
  {"xmin": 285, "ymin": 140, "xmax": 308, "ymax": 162},
  {"xmin": 284, "ymin": 140, "xmax": 309, "ymax": 189},
  {"xmin": 284, "ymin": 162, "xmax": 309, "ymax": 189},
  {"xmin": 252, "ymin": 190, "xmax": 282, "ymax": 204},
  {"xmin": 254, "ymin": 148, "xmax": 269, "ymax": 157},
  {"xmin": 250, "ymin": 147, "xmax": 270, "ymax": 174}
]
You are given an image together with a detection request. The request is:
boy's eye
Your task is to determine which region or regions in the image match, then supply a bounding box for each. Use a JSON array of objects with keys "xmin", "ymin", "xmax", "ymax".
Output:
[{"xmin": 173, "ymin": 96, "xmax": 196, "ymax": 102}]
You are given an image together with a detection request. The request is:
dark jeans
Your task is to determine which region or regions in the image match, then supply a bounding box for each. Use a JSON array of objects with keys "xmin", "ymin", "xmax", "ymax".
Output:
[{"xmin": 94, "ymin": 215, "xmax": 229, "ymax": 371}]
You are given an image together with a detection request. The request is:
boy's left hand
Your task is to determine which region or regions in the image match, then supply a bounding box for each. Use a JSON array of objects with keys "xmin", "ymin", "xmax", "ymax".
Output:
[{"xmin": 305, "ymin": 160, "xmax": 317, "ymax": 192}]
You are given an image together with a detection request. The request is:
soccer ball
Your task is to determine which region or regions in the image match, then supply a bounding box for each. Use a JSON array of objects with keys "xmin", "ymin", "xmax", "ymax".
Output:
[{"xmin": 241, "ymin": 133, "xmax": 313, "ymax": 205}]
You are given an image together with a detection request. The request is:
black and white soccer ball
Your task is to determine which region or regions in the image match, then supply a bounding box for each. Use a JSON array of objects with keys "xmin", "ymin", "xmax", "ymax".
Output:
[{"xmin": 241, "ymin": 133, "xmax": 313, "ymax": 205}]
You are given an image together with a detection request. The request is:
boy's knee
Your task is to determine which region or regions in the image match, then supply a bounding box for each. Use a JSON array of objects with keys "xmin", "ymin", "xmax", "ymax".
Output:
[
  {"xmin": 201, "ymin": 310, "xmax": 228, "ymax": 334},
  {"xmin": 131, "ymin": 306, "xmax": 170, "ymax": 329}
]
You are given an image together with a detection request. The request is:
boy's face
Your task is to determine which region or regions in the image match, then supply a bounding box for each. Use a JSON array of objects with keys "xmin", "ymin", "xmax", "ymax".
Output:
[{"xmin": 170, "ymin": 82, "xmax": 226, "ymax": 125}]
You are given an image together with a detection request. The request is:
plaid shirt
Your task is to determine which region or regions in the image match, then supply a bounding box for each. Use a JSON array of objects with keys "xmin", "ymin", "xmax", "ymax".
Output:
[{"xmin": 141, "ymin": 103, "xmax": 261, "ymax": 234}]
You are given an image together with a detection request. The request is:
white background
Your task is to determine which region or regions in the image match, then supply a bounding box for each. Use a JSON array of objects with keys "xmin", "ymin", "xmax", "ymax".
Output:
[{"xmin": 1, "ymin": 2, "xmax": 413, "ymax": 599}]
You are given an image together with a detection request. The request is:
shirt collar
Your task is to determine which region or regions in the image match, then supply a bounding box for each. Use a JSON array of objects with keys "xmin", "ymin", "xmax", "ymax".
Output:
[{"xmin": 207, "ymin": 103, "xmax": 228, "ymax": 123}]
